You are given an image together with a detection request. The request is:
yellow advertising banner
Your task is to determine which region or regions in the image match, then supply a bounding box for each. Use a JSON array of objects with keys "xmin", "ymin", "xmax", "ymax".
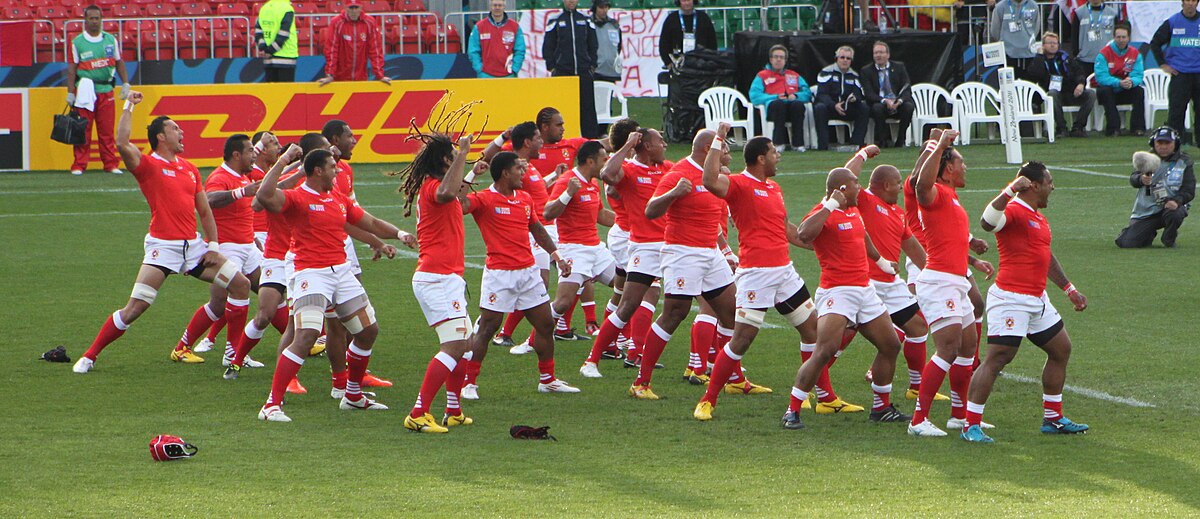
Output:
[{"xmin": 29, "ymin": 78, "xmax": 581, "ymax": 170}]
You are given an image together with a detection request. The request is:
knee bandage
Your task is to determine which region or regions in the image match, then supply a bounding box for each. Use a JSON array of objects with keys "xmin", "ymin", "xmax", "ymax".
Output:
[
  {"xmin": 212, "ymin": 261, "xmax": 240, "ymax": 289},
  {"xmin": 435, "ymin": 317, "xmax": 471, "ymax": 344},
  {"xmin": 784, "ymin": 299, "xmax": 816, "ymax": 327},
  {"xmin": 734, "ymin": 308, "xmax": 766, "ymax": 328},
  {"xmin": 294, "ymin": 307, "xmax": 325, "ymax": 331},
  {"xmin": 342, "ymin": 304, "xmax": 376, "ymax": 335},
  {"xmin": 130, "ymin": 283, "xmax": 158, "ymax": 304}
]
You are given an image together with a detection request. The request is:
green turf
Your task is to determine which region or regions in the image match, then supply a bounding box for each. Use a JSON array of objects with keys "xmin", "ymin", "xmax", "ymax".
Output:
[{"xmin": 2, "ymin": 98, "xmax": 1198, "ymax": 516}]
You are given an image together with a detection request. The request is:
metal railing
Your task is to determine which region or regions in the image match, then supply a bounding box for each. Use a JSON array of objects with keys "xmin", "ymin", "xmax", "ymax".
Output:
[
  {"xmin": 295, "ymin": 12, "xmax": 444, "ymax": 56},
  {"xmin": 705, "ymin": 4, "xmax": 822, "ymax": 48},
  {"xmin": 58, "ymin": 16, "xmax": 253, "ymax": 63}
]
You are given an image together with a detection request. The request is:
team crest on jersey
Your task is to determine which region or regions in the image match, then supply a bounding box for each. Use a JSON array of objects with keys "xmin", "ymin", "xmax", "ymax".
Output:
[
  {"xmin": 1004, "ymin": 317, "xmax": 1015, "ymax": 329},
  {"xmin": 825, "ymin": 298, "xmax": 834, "ymax": 307},
  {"xmin": 452, "ymin": 301, "xmax": 462, "ymax": 311},
  {"xmin": 747, "ymin": 291, "xmax": 757, "ymax": 302},
  {"xmin": 632, "ymin": 256, "xmax": 640, "ymax": 266},
  {"xmin": 300, "ymin": 281, "xmax": 309, "ymax": 290},
  {"xmin": 309, "ymin": 204, "xmax": 326, "ymax": 211},
  {"xmin": 837, "ymin": 222, "xmax": 853, "ymax": 230},
  {"xmin": 489, "ymin": 293, "xmax": 498, "ymax": 303},
  {"xmin": 561, "ymin": 149, "xmax": 570, "ymax": 159},
  {"xmin": 264, "ymin": 268, "xmax": 273, "ymax": 277},
  {"xmin": 675, "ymin": 278, "xmax": 686, "ymax": 288},
  {"xmin": 753, "ymin": 189, "xmax": 768, "ymax": 197},
  {"xmin": 945, "ymin": 300, "xmax": 955, "ymax": 310},
  {"xmin": 151, "ymin": 249, "xmax": 160, "ymax": 259},
  {"xmin": 495, "ymin": 207, "xmax": 511, "ymax": 215}
]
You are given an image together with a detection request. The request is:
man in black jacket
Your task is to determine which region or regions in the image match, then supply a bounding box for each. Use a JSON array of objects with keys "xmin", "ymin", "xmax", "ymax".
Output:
[
  {"xmin": 814, "ymin": 46, "xmax": 869, "ymax": 150},
  {"xmin": 658, "ymin": 0, "xmax": 717, "ymax": 70},
  {"xmin": 1025, "ymin": 32, "xmax": 1094, "ymax": 138},
  {"xmin": 860, "ymin": 41, "xmax": 914, "ymax": 148},
  {"xmin": 544, "ymin": 0, "xmax": 600, "ymax": 138}
]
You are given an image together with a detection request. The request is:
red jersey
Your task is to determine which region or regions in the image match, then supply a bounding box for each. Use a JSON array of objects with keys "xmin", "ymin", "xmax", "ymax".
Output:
[
  {"xmin": 528, "ymin": 137, "xmax": 588, "ymax": 176},
  {"xmin": 522, "ymin": 163, "xmax": 552, "ymax": 225},
  {"xmin": 917, "ymin": 183, "xmax": 970, "ymax": 276},
  {"xmin": 205, "ymin": 163, "xmax": 255, "ymax": 245},
  {"xmin": 281, "ymin": 184, "xmax": 364, "ymax": 271},
  {"xmin": 609, "ymin": 186, "xmax": 628, "ymax": 230},
  {"xmin": 654, "ymin": 157, "xmax": 725, "ymax": 248},
  {"xmin": 724, "ymin": 171, "xmax": 790, "ymax": 268},
  {"xmin": 614, "ymin": 159, "xmax": 672, "ymax": 243},
  {"xmin": 334, "ymin": 160, "xmax": 355, "ymax": 200},
  {"xmin": 467, "ymin": 186, "xmax": 536, "ymax": 270},
  {"xmin": 548, "ymin": 169, "xmax": 602, "ymax": 246},
  {"xmin": 807, "ymin": 204, "xmax": 870, "ymax": 289},
  {"xmin": 262, "ymin": 172, "xmax": 302, "ymax": 260},
  {"xmin": 416, "ymin": 177, "xmax": 466, "ymax": 276},
  {"xmin": 902, "ymin": 176, "xmax": 927, "ymax": 246},
  {"xmin": 131, "ymin": 153, "xmax": 203, "ymax": 241},
  {"xmin": 248, "ymin": 164, "xmax": 269, "ymax": 234},
  {"xmin": 858, "ymin": 189, "xmax": 911, "ymax": 283},
  {"xmin": 994, "ymin": 198, "xmax": 1052, "ymax": 296}
]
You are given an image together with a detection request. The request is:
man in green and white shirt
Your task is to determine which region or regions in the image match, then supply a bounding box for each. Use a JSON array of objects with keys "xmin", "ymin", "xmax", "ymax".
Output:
[{"xmin": 66, "ymin": 5, "xmax": 130, "ymax": 176}]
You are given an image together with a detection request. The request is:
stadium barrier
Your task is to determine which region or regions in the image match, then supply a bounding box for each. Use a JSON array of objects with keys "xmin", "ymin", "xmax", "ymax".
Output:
[{"xmin": 23, "ymin": 77, "xmax": 580, "ymax": 170}]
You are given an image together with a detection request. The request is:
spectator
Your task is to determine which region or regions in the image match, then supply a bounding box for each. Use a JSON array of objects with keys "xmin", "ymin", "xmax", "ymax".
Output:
[
  {"xmin": 749, "ymin": 44, "xmax": 811, "ymax": 152},
  {"xmin": 468, "ymin": 0, "xmax": 525, "ymax": 78},
  {"xmin": 592, "ymin": 0, "xmax": 622, "ymax": 83},
  {"xmin": 1094, "ymin": 22, "xmax": 1145, "ymax": 137},
  {"xmin": 543, "ymin": 0, "xmax": 600, "ymax": 138},
  {"xmin": 1149, "ymin": 0, "xmax": 1200, "ymax": 147},
  {"xmin": 1026, "ymin": 32, "xmax": 1094, "ymax": 138},
  {"xmin": 318, "ymin": 0, "xmax": 391, "ymax": 85},
  {"xmin": 1070, "ymin": 0, "xmax": 1121, "ymax": 67},
  {"xmin": 989, "ymin": 0, "xmax": 1042, "ymax": 80},
  {"xmin": 65, "ymin": 5, "xmax": 129, "ymax": 176},
  {"xmin": 859, "ymin": 41, "xmax": 914, "ymax": 148},
  {"xmin": 1116, "ymin": 127, "xmax": 1194, "ymax": 248},
  {"xmin": 255, "ymin": 0, "xmax": 298, "ymax": 82},
  {"xmin": 658, "ymin": 0, "xmax": 716, "ymax": 70},
  {"xmin": 814, "ymin": 46, "xmax": 869, "ymax": 151}
]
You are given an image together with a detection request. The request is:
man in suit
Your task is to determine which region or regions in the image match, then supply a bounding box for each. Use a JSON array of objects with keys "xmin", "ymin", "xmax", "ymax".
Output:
[{"xmin": 860, "ymin": 41, "xmax": 915, "ymax": 148}]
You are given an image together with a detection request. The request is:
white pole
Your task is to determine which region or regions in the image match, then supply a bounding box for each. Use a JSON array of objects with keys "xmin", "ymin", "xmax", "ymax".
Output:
[{"xmin": 997, "ymin": 67, "xmax": 1023, "ymax": 165}]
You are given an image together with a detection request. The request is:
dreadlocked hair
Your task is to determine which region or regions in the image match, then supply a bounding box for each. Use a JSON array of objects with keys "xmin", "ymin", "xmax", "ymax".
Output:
[
  {"xmin": 391, "ymin": 92, "xmax": 488, "ymax": 217},
  {"xmin": 536, "ymin": 107, "xmax": 560, "ymax": 128}
]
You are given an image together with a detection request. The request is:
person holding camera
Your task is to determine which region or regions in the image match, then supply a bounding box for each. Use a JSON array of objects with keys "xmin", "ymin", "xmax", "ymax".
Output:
[
  {"xmin": 1115, "ymin": 127, "xmax": 1195, "ymax": 248},
  {"xmin": 814, "ymin": 46, "xmax": 869, "ymax": 151}
]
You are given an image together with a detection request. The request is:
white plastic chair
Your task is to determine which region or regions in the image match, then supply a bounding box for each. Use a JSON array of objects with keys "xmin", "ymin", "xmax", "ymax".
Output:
[
  {"xmin": 1011, "ymin": 80, "xmax": 1055, "ymax": 143},
  {"xmin": 698, "ymin": 87, "xmax": 754, "ymax": 144},
  {"xmin": 755, "ymin": 102, "xmax": 815, "ymax": 150},
  {"xmin": 809, "ymin": 85, "xmax": 861, "ymax": 145},
  {"xmin": 1144, "ymin": 68, "xmax": 1171, "ymax": 130},
  {"xmin": 594, "ymin": 81, "xmax": 629, "ymax": 126},
  {"xmin": 951, "ymin": 82, "xmax": 1004, "ymax": 145},
  {"xmin": 1087, "ymin": 72, "xmax": 1133, "ymax": 132},
  {"xmin": 910, "ymin": 83, "xmax": 957, "ymax": 145}
]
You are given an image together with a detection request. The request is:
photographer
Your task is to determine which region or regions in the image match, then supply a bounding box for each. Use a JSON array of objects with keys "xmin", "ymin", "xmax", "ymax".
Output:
[{"xmin": 1115, "ymin": 127, "xmax": 1195, "ymax": 248}]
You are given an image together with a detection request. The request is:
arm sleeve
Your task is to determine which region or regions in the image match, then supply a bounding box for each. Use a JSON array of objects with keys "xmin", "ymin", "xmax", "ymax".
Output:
[
  {"xmin": 1131, "ymin": 54, "xmax": 1145, "ymax": 87},
  {"xmin": 465, "ymin": 192, "xmax": 483, "ymax": 215},
  {"xmin": 324, "ymin": 19, "xmax": 341, "ymax": 76},
  {"xmin": 1176, "ymin": 160, "xmax": 1196, "ymax": 206},
  {"xmin": 988, "ymin": 7, "xmax": 1002, "ymax": 42},
  {"xmin": 1149, "ymin": 20, "xmax": 1172, "ymax": 66},
  {"xmin": 1068, "ymin": 15, "xmax": 1081, "ymax": 56},
  {"xmin": 369, "ymin": 19, "xmax": 386, "ymax": 78},
  {"xmin": 467, "ymin": 27, "xmax": 483, "ymax": 75},
  {"xmin": 269, "ymin": 12, "xmax": 294, "ymax": 54},
  {"xmin": 588, "ymin": 25, "xmax": 599, "ymax": 67},
  {"xmin": 659, "ymin": 16, "xmax": 678, "ymax": 67},
  {"xmin": 699, "ymin": 12, "xmax": 717, "ymax": 50},
  {"xmin": 1129, "ymin": 170, "xmax": 1144, "ymax": 188},
  {"xmin": 816, "ymin": 72, "xmax": 836, "ymax": 104},
  {"xmin": 346, "ymin": 200, "xmax": 365, "ymax": 225},
  {"xmin": 1094, "ymin": 53, "xmax": 1120, "ymax": 87},
  {"xmin": 748, "ymin": 75, "xmax": 773, "ymax": 107},
  {"xmin": 513, "ymin": 25, "xmax": 527, "ymax": 74},
  {"xmin": 543, "ymin": 18, "xmax": 558, "ymax": 71},
  {"xmin": 796, "ymin": 76, "xmax": 812, "ymax": 102},
  {"xmin": 255, "ymin": 19, "xmax": 267, "ymax": 52},
  {"xmin": 860, "ymin": 67, "xmax": 881, "ymax": 104},
  {"xmin": 1025, "ymin": 56, "xmax": 1047, "ymax": 85}
]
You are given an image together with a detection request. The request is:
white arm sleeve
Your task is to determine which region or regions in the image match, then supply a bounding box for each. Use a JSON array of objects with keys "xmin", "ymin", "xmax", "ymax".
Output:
[{"xmin": 981, "ymin": 204, "xmax": 1007, "ymax": 232}]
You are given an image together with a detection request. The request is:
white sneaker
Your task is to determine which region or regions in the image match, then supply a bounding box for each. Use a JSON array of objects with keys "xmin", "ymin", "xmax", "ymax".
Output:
[
  {"xmin": 330, "ymin": 387, "xmax": 345, "ymax": 399},
  {"xmin": 774, "ymin": 144, "xmax": 786, "ymax": 153},
  {"xmin": 70, "ymin": 170, "xmax": 83, "ymax": 176},
  {"xmin": 195, "ymin": 338, "xmax": 215, "ymax": 353},
  {"xmin": 462, "ymin": 384, "xmax": 480, "ymax": 400},
  {"xmin": 339, "ymin": 395, "xmax": 388, "ymax": 410},
  {"xmin": 579, "ymin": 361, "xmax": 602, "ymax": 378},
  {"xmin": 242, "ymin": 355, "xmax": 265, "ymax": 368},
  {"xmin": 109, "ymin": 168, "xmax": 123, "ymax": 175},
  {"xmin": 538, "ymin": 379, "xmax": 582, "ymax": 393},
  {"xmin": 907, "ymin": 419, "xmax": 948, "ymax": 437},
  {"xmin": 617, "ymin": 336, "xmax": 633, "ymax": 351},
  {"xmin": 72, "ymin": 357, "xmax": 94, "ymax": 374},
  {"xmin": 947, "ymin": 417, "xmax": 995, "ymax": 430},
  {"xmin": 509, "ymin": 340, "xmax": 534, "ymax": 355},
  {"xmin": 258, "ymin": 405, "xmax": 291, "ymax": 422}
]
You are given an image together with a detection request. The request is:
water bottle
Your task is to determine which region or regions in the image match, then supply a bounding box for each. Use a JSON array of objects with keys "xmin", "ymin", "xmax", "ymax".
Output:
[{"xmin": 879, "ymin": 16, "xmax": 888, "ymax": 34}]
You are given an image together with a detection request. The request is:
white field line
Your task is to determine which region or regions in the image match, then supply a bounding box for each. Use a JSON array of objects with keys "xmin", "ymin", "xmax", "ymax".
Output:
[
  {"xmin": 1052, "ymin": 166, "xmax": 1129, "ymax": 179},
  {"xmin": 1000, "ymin": 372, "xmax": 1156, "ymax": 408}
]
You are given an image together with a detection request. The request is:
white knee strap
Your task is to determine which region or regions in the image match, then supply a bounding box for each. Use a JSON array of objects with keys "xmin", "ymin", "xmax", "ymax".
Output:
[
  {"xmin": 130, "ymin": 283, "xmax": 158, "ymax": 304},
  {"xmin": 342, "ymin": 304, "xmax": 376, "ymax": 335},
  {"xmin": 734, "ymin": 308, "xmax": 766, "ymax": 328},
  {"xmin": 435, "ymin": 317, "xmax": 471, "ymax": 344},
  {"xmin": 212, "ymin": 260, "xmax": 240, "ymax": 289},
  {"xmin": 784, "ymin": 299, "xmax": 816, "ymax": 327},
  {"xmin": 295, "ymin": 307, "xmax": 325, "ymax": 331}
]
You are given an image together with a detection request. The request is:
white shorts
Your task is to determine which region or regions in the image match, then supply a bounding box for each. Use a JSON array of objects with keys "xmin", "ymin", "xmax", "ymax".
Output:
[
  {"xmin": 871, "ymin": 277, "xmax": 920, "ymax": 315},
  {"xmin": 480, "ymin": 266, "xmax": 551, "ymax": 313},
  {"xmin": 986, "ymin": 285, "xmax": 1062, "ymax": 338},
  {"xmin": 291, "ymin": 262, "xmax": 367, "ymax": 306},
  {"xmin": 558, "ymin": 242, "xmax": 617, "ymax": 285},
  {"xmin": 531, "ymin": 224, "xmax": 558, "ymax": 270},
  {"xmin": 254, "ymin": 231, "xmax": 268, "ymax": 249},
  {"xmin": 915, "ymin": 268, "xmax": 975, "ymax": 328},
  {"xmin": 218, "ymin": 242, "xmax": 263, "ymax": 275},
  {"xmin": 814, "ymin": 284, "xmax": 888, "ymax": 325},
  {"xmin": 343, "ymin": 237, "xmax": 362, "ymax": 276},
  {"xmin": 626, "ymin": 240, "xmax": 664, "ymax": 278},
  {"xmin": 905, "ymin": 257, "xmax": 922, "ymax": 286},
  {"xmin": 607, "ymin": 224, "xmax": 630, "ymax": 269},
  {"xmin": 143, "ymin": 233, "xmax": 207, "ymax": 275},
  {"xmin": 734, "ymin": 263, "xmax": 806, "ymax": 309},
  {"xmin": 260, "ymin": 257, "xmax": 289, "ymax": 289},
  {"xmin": 661, "ymin": 244, "xmax": 735, "ymax": 297},
  {"xmin": 412, "ymin": 271, "xmax": 470, "ymax": 326}
]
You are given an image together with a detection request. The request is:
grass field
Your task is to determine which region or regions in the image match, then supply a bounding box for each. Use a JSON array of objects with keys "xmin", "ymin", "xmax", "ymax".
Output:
[{"xmin": 3, "ymin": 98, "xmax": 1199, "ymax": 516}]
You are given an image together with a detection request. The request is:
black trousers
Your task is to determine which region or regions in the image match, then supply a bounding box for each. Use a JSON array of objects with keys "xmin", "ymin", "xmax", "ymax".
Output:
[
  {"xmin": 814, "ymin": 101, "xmax": 869, "ymax": 149},
  {"xmin": 264, "ymin": 65, "xmax": 296, "ymax": 83},
  {"xmin": 1167, "ymin": 72, "xmax": 1200, "ymax": 145},
  {"xmin": 868, "ymin": 101, "xmax": 915, "ymax": 146},
  {"xmin": 1096, "ymin": 85, "xmax": 1145, "ymax": 132},
  {"xmin": 1115, "ymin": 207, "xmax": 1189, "ymax": 248},
  {"xmin": 554, "ymin": 70, "xmax": 600, "ymax": 139},
  {"xmin": 1046, "ymin": 88, "xmax": 1095, "ymax": 132},
  {"xmin": 767, "ymin": 100, "xmax": 806, "ymax": 148}
]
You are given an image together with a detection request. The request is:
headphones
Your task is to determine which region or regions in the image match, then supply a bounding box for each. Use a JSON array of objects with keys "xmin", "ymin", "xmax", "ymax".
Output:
[{"xmin": 1148, "ymin": 125, "xmax": 1181, "ymax": 152}]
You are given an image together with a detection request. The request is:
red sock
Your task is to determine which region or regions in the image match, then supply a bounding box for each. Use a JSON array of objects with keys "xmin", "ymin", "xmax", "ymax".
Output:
[
  {"xmin": 689, "ymin": 316, "xmax": 717, "ymax": 374},
  {"xmin": 331, "ymin": 369, "xmax": 348, "ymax": 391},
  {"xmin": 636, "ymin": 323, "xmax": 671, "ymax": 386},
  {"xmin": 902, "ymin": 333, "xmax": 928, "ymax": 392},
  {"xmin": 871, "ymin": 383, "xmax": 892, "ymax": 411},
  {"xmin": 800, "ymin": 346, "xmax": 833, "ymax": 401},
  {"xmin": 703, "ymin": 347, "xmax": 739, "ymax": 405},
  {"xmin": 558, "ymin": 295, "xmax": 580, "ymax": 332},
  {"xmin": 627, "ymin": 302, "xmax": 654, "ymax": 361},
  {"xmin": 714, "ymin": 327, "xmax": 737, "ymax": 382},
  {"xmin": 538, "ymin": 359, "xmax": 556, "ymax": 384},
  {"xmin": 464, "ymin": 358, "xmax": 482, "ymax": 385},
  {"xmin": 223, "ymin": 299, "xmax": 249, "ymax": 357},
  {"xmin": 501, "ymin": 310, "xmax": 524, "ymax": 338},
  {"xmin": 582, "ymin": 301, "xmax": 597, "ymax": 324},
  {"xmin": 84, "ymin": 312, "xmax": 128, "ymax": 361},
  {"xmin": 266, "ymin": 351, "xmax": 304, "ymax": 407},
  {"xmin": 345, "ymin": 345, "xmax": 372, "ymax": 401},
  {"xmin": 206, "ymin": 314, "xmax": 228, "ymax": 342},
  {"xmin": 949, "ymin": 357, "xmax": 973, "ymax": 419},
  {"xmin": 966, "ymin": 403, "xmax": 984, "ymax": 427},
  {"xmin": 177, "ymin": 304, "xmax": 218, "ymax": 351},
  {"xmin": 232, "ymin": 321, "xmax": 265, "ymax": 367},
  {"xmin": 445, "ymin": 354, "xmax": 467, "ymax": 416},
  {"xmin": 271, "ymin": 304, "xmax": 289, "ymax": 333},
  {"xmin": 411, "ymin": 352, "xmax": 454, "ymax": 418},
  {"xmin": 789, "ymin": 386, "xmax": 809, "ymax": 412},
  {"xmin": 1043, "ymin": 394, "xmax": 1063, "ymax": 420},
  {"xmin": 586, "ymin": 315, "xmax": 626, "ymax": 364},
  {"xmin": 912, "ymin": 356, "xmax": 951, "ymax": 425}
]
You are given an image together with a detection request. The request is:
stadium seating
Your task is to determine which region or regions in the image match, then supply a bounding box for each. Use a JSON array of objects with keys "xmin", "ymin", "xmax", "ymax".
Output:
[
  {"xmin": 698, "ymin": 86, "xmax": 754, "ymax": 144},
  {"xmin": 1010, "ymin": 79, "xmax": 1055, "ymax": 143},
  {"xmin": 951, "ymin": 82, "xmax": 1005, "ymax": 145}
]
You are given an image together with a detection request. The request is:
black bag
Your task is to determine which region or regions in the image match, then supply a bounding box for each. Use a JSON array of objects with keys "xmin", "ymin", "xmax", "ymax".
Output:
[{"xmin": 52, "ymin": 105, "xmax": 88, "ymax": 146}]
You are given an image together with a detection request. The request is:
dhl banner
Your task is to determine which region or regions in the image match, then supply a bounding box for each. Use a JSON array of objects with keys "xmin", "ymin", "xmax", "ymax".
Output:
[{"xmin": 27, "ymin": 77, "xmax": 581, "ymax": 170}]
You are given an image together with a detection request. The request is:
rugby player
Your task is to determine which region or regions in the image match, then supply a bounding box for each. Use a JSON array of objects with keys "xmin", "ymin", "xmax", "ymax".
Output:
[
  {"xmin": 962, "ymin": 161, "xmax": 1089, "ymax": 442},
  {"xmin": 73, "ymin": 91, "xmax": 253, "ymax": 374}
]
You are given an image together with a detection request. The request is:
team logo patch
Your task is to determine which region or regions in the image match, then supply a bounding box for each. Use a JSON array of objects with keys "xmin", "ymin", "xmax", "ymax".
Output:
[
  {"xmin": 837, "ymin": 222, "xmax": 853, "ymax": 230},
  {"xmin": 632, "ymin": 256, "xmax": 640, "ymax": 266},
  {"xmin": 300, "ymin": 281, "xmax": 309, "ymax": 290},
  {"xmin": 637, "ymin": 177, "xmax": 652, "ymax": 184},
  {"xmin": 580, "ymin": 195, "xmax": 592, "ymax": 202},
  {"xmin": 753, "ymin": 189, "xmax": 768, "ymax": 197},
  {"xmin": 495, "ymin": 207, "xmax": 511, "ymax": 214},
  {"xmin": 264, "ymin": 268, "xmax": 273, "ymax": 277},
  {"xmin": 1004, "ymin": 317, "xmax": 1015, "ymax": 329},
  {"xmin": 825, "ymin": 298, "xmax": 835, "ymax": 307},
  {"xmin": 675, "ymin": 278, "xmax": 686, "ymax": 288},
  {"xmin": 488, "ymin": 293, "xmax": 498, "ymax": 303},
  {"xmin": 452, "ymin": 301, "xmax": 462, "ymax": 311},
  {"xmin": 1028, "ymin": 220, "xmax": 1041, "ymax": 228},
  {"xmin": 876, "ymin": 204, "xmax": 888, "ymax": 214},
  {"xmin": 150, "ymin": 249, "xmax": 160, "ymax": 259},
  {"xmin": 945, "ymin": 300, "xmax": 955, "ymax": 310},
  {"xmin": 747, "ymin": 291, "xmax": 757, "ymax": 302},
  {"xmin": 309, "ymin": 204, "xmax": 326, "ymax": 211},
  {"xmin": 695, "ymin": 186, "xmax": 709, "ymax": 193},
  {"xmin": 161, "ymin": 169, "xmax": 176, "ymax": 177}
]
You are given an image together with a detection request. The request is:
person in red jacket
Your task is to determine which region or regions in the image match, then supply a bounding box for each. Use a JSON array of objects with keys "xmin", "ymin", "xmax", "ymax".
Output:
[{"xmin": 318, "ymin": 0, "xmax": 391, "ymax": 85}]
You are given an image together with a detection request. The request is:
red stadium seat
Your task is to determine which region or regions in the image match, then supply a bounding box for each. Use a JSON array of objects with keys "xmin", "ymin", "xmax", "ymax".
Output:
[
  {"xmin": 359, "ymin": 0, "xmax": 387, "ymax": 12},
  {"xmin": 59, "ymin": 0, "xmax": 86, "ymax": 7},
  {"xmin": 95, "ymin": 0, "xmax": 121, "ymax": 6},
  {"xmin": 394, "ymin": 0, "xmax": 424, "ymax": 12},
  {"xmin": 326, "ymin": 0, "xmax": 344, "ymax": 13},
  {"xmin": 212, "ymin": 27, "xmax": 248, "ymax": 57},
  {"xmin": 110, "ymin": 4, "xmax": 144, "ymax": 17},
  {"xmin": 293, "ymin": 2, "xmax": 318, "ymax": 14},
  {"xmin": 102, "ymin": 20, "xmax": 120, "ymax": 32},
  {"xmin": 215, "ymin": 2, "xmax": 249, "ymax": 15},
  {"xmin": 140, "ymin": 29, "xmax": 175, "ymax": 60},
  {"xmin": 143, "ymin": 4, "xmax": 179, "ymax": 17},
  {"xmin": 123, "ymin": 19, "xmax": 156, "ymax": 33},
  {"xmin": 396, "ymin": 24, "xmax": 420, "ymax": 54},
  {"xmin": 131, "ymin": 0, "xmax": 157, "ymax": 5},
  {"xmin": 176, "ymin": 29, "xmax": 211, "ymax": 59},
  {"xmin": 4, "ymin": 6, "xmax": 34, "ymax": 19},
  {"xmin": 422, "ymin": 22, "xmax": 459, "ymax": 54},
  {"xmin": 25, "ymin": 0, "xmax": 49, "ymax": 8},
  {"xmin": 65, "ymin": 20, "xmax": 84, "ymax": 35},
  {"xmin": 179, "ymin": 2, "xmax": 212, "ymax": 16},
  {"xmin": 35, "ymin": 5, "xmax": 69, "ymax": 20}
]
